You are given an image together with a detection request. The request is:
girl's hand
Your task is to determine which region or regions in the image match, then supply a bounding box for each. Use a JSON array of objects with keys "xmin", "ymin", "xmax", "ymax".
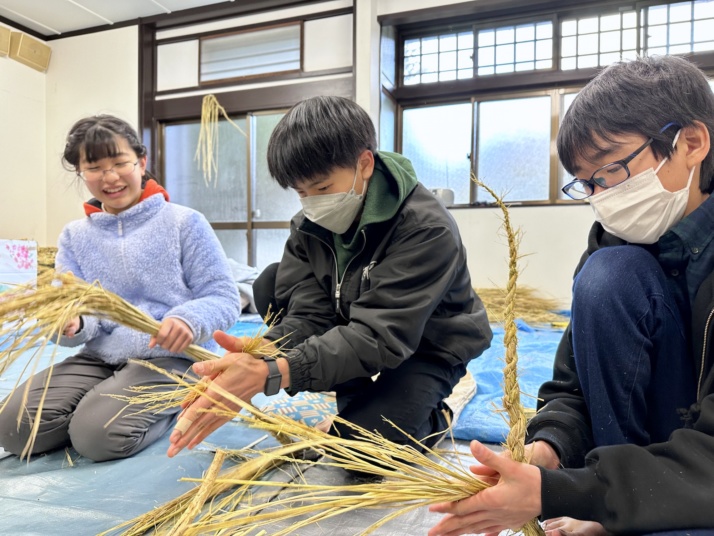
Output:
[
  {"xmin": 63, "ymin": 317, "xmax": 81, "ymax": 337},
  {"xmin": 149, "ymin": 317, "xmax": 194, "ymax": 354}
]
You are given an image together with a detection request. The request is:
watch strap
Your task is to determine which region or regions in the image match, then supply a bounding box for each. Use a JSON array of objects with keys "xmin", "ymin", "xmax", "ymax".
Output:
[{"xmin": 262, "ymin": 355, "xmax": 282, "ymax": 396}]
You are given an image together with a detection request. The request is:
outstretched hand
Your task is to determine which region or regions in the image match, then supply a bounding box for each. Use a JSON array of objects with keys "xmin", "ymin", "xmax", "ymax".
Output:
[
  {"xmin": 166, "ymin": 331, "xmax": 280, "ymax": 457},
  {"xmin": 428, "ymin": 440, "xmax": 542, "ymax": 536}
]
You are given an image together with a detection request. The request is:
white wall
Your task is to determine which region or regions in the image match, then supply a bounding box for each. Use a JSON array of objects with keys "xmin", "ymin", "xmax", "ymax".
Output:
[
  {"xmin": 45, "ymin": 26, "xmax": 139, "ymax": 245},
  {"xmin": 0, "ymin": 22, "xmax": 47, "ymax": 243},
  {"xmin": 452, "ymin": 205, "xmax": 594, "ymax": 307}
]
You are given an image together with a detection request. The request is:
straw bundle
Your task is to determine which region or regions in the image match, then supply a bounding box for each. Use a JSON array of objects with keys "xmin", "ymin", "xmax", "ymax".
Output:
[
  {"xmin": 103, "ymin": 360, "xmax": 489, "ymax": 536},
  {"xmin": 195, "ymin": 94, "xmax": 247, "ymax": 186}
]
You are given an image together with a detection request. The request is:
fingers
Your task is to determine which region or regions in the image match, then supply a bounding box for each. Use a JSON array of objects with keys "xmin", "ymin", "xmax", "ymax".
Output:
[
  {"xmin": 167, "ymin": 398, "xmax": 233, "ymax": 457},
  {"xmin": 150, "ymin": 318, "xmax": 194, "ymax": 353},
  {"xmin": 63, "ymin": 317, "xmax": 81, "ymax": 337},
  {"xmin": 213, "ymin": 330, "xmax": 251, "ymax": 353},
  {"xmin": 191, "ymin": 354, "xmax": 235, "ymax": 377}
]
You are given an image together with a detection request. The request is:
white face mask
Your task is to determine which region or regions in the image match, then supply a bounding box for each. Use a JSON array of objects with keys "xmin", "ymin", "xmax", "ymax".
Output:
[
  {"xmin": 299, "ymin": 166, "xmax": 365, "ymax": 234},
  {"xmin": 589, "ymin": 130, "xmax": 695, "ymax": 244}
]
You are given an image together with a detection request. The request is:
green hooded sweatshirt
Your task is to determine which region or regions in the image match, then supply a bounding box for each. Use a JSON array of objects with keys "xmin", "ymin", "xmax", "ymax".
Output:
[{"xmin": 333, "ymin": 151, "xmax": 418, "ymax": 275}]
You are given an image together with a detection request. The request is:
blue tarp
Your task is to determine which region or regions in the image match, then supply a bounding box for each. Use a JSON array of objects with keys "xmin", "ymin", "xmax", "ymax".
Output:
[{"xmin": 453, "ymin": 320, "xmax": 563, "ymax": 443}]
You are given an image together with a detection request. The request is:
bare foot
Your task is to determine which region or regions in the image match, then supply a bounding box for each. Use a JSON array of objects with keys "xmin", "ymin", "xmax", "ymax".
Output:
[{"xmin": 544, "ymin": 517, "xmax": 611, "ymax": 536}]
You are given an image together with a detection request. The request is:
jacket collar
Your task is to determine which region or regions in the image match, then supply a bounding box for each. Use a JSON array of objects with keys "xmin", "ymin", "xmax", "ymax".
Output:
[{"xmin": 83, "ymin": 179, "xmax": 170, "ymax": 216}]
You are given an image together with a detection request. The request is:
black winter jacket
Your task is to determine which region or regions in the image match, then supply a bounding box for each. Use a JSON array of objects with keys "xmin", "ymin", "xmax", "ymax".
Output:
[
  {"xmin": 526, "ymin": 222, "xmax": 714, "ymax": 532},
  {"xmin": 266, "ymin": 154, "xmax": 492, "ymax": 394}
]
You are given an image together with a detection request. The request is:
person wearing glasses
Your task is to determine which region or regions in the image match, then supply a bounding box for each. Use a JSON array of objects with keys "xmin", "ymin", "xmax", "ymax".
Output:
[
  {"xmin": 429, "ymin": 54, "xmax": 714, "ymax": 535},
  {"xmin": 0, "ymin": 115, "xmax": 240, "ymax": 462}
]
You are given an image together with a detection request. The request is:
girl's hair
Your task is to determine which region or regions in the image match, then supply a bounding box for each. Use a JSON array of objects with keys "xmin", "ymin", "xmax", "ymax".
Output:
[
  {"xmin": 267, "ymin": 96, "xmax": 377, "ymax": 189},
  {"xmin": 62, "ymin": 115, "xmax": 147, "ymax": 171}
]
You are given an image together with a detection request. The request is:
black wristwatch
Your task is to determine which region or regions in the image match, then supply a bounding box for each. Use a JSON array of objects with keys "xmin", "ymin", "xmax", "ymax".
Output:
[{"xmin": 261, "ymin": 355, "xmax": 282, "ymax": 396}]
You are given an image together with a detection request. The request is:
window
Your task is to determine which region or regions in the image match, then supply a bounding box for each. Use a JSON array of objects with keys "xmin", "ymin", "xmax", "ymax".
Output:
[
  {"xmin": 403, "ymin": 31, "xmax": 474, "ymax": 85},
  {"xmin": 389, "ymin": 0, "xmax": 714, "ymax": 205},
  {"xmin": 645, "ymin": 0, "xmax": 714, "ymax": 55},
  {"xmin": 477, "ymin": 22, "xmax": 553, "ymax": 75},
  {"xmin": 200, "ymin": 23, "xmax": 301, "ymax": 83},
  {"xmin": 402, "ymin": 103, "xmax": 473, "ymax": 204},
  {"xmin": 162, "ymin": 111, "xmax": 297, "ymax": 270},
  {"xmin": 560, "ymin": 12, "xmax": 638, "ymax": 70}
]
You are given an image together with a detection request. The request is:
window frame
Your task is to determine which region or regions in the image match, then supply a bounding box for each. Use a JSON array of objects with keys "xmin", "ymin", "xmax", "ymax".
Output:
[
  {"xmin": 198, "ymin": 21, "xmax": 304, "ymax": 86},
  {"xmin": 389, "ymin": 0, "xmax": 714, "ymax": 207}
]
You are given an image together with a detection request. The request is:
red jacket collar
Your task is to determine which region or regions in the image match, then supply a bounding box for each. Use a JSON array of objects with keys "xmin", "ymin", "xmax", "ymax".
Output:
[{"xmin": 83, "ymin": 179, "xmax": 170, "ymax": 216}]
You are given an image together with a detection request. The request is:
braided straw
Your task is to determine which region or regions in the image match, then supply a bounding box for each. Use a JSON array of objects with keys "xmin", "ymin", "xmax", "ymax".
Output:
[{"xmin": 473, "ymin": 176, "xmax": 544, "ymax": 536}]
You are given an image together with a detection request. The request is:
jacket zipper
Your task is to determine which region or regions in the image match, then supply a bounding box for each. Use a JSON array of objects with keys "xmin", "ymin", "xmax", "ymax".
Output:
[
  {"xmin": 697, "ymin": 307, "xmax": 714, "ymax": 399},
  {"xmin": 334, "ymin": 230, "xmax": 367, "ymax": 315},
  {"xmin": 118, "ymin": 220, "xmax": 123, "ymax": 236},
  {"xmin": 300, "ymin": 228, "xmax": 367, "ymax": 316}
]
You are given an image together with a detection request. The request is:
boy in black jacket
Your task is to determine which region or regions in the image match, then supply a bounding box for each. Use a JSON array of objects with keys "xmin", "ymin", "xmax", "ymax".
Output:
[
  {"xmin": 167, "ymin": 96, "xmax": 492, "ymax": 463},
  {"xmin": 430, "ymin": 55, "xmax": 714, "ymax": 535}
]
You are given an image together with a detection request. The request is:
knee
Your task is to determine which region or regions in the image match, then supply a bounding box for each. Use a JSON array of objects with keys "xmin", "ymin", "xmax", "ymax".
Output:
[
  {"xmin": 68, "ymin": 406, "xmax": 137, "ymax": 462},
  {"xmin": 574, "ymin": 246, "xmax": 662, "ymax": 304},
  {"xmin": 0, "ymin": 395, "xmax": 29, "ymax": 455}
]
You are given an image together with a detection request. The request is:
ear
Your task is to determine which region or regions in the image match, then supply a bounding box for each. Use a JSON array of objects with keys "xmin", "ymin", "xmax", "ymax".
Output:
[
  {"xmin": 680, "ymin": 120, "xmax": 710, "ymax": 169},
  {"xmin": 358, "ymin": 149, "xmax": 375, "ymax": 180},
  {"xmin": 138, "ymin": 154, "xmax": 148, "ymax": 176}
]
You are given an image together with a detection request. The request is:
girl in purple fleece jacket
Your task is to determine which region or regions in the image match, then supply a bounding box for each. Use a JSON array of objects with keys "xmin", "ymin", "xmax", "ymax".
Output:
[{"xmin": 0, "ymin": 115, "xmax": 241, "ymax": 461}]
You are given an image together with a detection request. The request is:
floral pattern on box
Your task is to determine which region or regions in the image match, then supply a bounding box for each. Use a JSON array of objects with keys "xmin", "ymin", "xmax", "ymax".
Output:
[{"xmin": 0, "ymin": 239, "xmax": 37, "ymax": 293}]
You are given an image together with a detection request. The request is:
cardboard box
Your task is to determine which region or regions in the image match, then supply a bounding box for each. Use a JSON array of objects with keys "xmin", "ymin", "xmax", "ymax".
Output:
[
  {"xmin": 0, "ymin": 26, "xmax": 10, "ymax": 57},
  {"xmin": 9, "ymin": 31, "xmax": 51, "ymax": 72}
]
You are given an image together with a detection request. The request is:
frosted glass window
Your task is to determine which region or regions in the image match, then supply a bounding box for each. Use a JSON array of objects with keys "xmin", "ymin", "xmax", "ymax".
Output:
[
  {"xmin": 402, "ymin": 30, "xmax": 474, "ymax": 85},
  {"xmin": 561, "ymin": 10, "xmax": 638, "ymax": 70},
  {"xmin": 200, "ymin": 23, "xmax": 301, "ymax": 83},
  {"xmin": 215, "ymin": 229, "xmax": 248, "ymax": 265},
  {"xmin": 558, "ymin": 92, "xmax": 580, "ymax": 198},
  {"xmin": 255, "ymin": 229, "xmax": 291, "ymax": 271},
  {"xmin": 163, "ymin": 119, "xmax": 248, "ymax": 222},
  {"xmin": 477, "ymin": 21, "xmax": 553, "ymax": 75},
  {"xmin": 643, "ymin": 1, "xmax": 714, "ymax": 55},
  {"xmin": 477, "ymin": 97, "xmax": 551, "ymax": 202},
  {"xmin": 253, "ymin": 113, "xmax": 302, "ymax": 222},
  {"xmin": 402, "ymin": 103, "xmax": 473, "ymax": 205}
]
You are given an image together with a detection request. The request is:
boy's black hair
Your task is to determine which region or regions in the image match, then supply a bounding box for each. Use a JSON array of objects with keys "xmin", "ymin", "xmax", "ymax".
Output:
[
  {"xmin": 267, "ymin": 96, "xmax": 377, "ymax": 189},
  {"xmin": 557, "ymin": 55, "xmax": 714, "ymax": 193}
]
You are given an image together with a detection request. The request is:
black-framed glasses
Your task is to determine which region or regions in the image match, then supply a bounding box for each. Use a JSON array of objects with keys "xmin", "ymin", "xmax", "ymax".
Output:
[
  {"xmin": 78, "ymin": 161, "xmax": 139, "ymax": 182},
  {"xmin": 561, "ymin": 138, "xmax": 653, "ymax": 200}
]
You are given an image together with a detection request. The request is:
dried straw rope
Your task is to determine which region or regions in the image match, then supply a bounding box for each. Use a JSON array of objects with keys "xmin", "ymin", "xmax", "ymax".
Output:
[
  {"xmin": 473, "ymin": 177, "xmax": 544, "ymax": 536},
  {"xmin": 195, "ymin": 94, "xmax": 247, "ymax": 187}
]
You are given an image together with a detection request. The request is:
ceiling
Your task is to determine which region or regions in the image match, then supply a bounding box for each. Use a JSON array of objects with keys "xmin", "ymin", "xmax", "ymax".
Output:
[{"xmin": 0, "ymin": 0, "xmax": 236, "ymax": 38}]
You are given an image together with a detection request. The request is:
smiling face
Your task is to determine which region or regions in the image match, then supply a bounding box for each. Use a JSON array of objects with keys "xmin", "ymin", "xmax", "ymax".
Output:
[{"xmin": 78, "ymin": 136, "xmax": 147, "ymax": 215}]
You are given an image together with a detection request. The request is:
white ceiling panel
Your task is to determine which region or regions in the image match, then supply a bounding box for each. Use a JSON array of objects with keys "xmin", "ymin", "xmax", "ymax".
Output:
[{"xmin": 0, "ymin": 0, "xmax": 237, "ymax": 37}]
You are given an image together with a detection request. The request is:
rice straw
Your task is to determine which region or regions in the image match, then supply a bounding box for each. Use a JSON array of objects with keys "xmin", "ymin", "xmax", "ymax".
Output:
[{"xmin": 195, "ymin": 94, "xmax": 247, "ymax": 187}]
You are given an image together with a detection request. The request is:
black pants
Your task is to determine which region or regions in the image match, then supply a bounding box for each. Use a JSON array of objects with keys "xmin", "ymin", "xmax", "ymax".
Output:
[{"xmin": 253, "ymin": 263, "xmax": 464, "ymax": 453}]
